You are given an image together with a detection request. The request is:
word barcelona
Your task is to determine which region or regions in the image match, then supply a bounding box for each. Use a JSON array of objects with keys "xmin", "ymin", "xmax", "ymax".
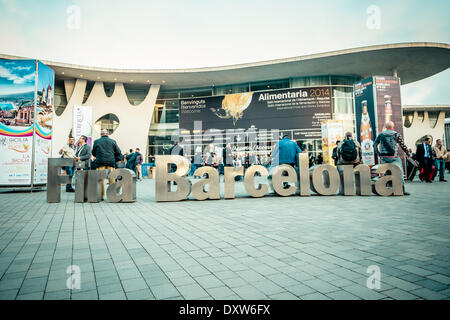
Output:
[{"xmin": 155, "ymin": 153, "xmax": 404, "ymax": 202}]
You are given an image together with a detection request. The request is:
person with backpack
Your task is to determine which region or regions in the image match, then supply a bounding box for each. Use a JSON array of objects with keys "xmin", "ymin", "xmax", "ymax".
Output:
[
  {"xmin": 125, "ymin": 149, "xmax": 137, "ymax": 172},
  {"xmin": 332, "ymin": 140, "xmax": 340, "ymax": 166},
  {"xmin": 337, "ymin": 132, "xmax": 362, "ymax": 167},
  {"xmin": 373, "ymin": 121, "xmax": 411, "ymax": 195}
]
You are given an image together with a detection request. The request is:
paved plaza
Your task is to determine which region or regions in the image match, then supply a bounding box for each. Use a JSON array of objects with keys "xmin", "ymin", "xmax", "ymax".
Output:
[{"xmin": 0, "ymin": 178, "xmax": 449, "ymax": 300}]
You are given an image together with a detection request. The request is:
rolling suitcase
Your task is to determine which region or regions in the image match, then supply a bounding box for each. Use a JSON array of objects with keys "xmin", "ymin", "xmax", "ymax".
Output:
[{"xmin": 406, "ymin": 156, "xmax": 419, "ymax": 181}]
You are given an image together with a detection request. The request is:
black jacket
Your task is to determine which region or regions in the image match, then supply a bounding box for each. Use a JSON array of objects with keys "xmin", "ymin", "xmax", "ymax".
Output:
[
  {"xmin": 75, "ymin": 143, "xmax": 92, "ymax": 169},
  {"xmin": 92, "ymin": 136, "xmax": 122, "ymax": 168},
  {"xmin": 416, "ymin": 143, "xmax": 432, "ymax": 165},
  {"xmin": 223, "ymin": 147, "xmax": 233, "ymax": 166}
]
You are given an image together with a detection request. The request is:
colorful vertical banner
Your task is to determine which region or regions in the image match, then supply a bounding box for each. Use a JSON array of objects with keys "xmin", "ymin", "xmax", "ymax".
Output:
[
  {"xmin": 73, "ymin": 105, "xmax": 93, "ymax": 146},
  {"xmin": 0, "ymin": 59, "xmax": 54, "ymax": 187},
  {"xmin": 354, "ymin": 77, "xmax": 376, "ymax": 165},
  {"xmin": 0, "ymin": 59, "xmax": 36, "ymax": 186},
  {"xmin": 33, "ymin": 62, "xmax": 54, "ymax": 184},
  {"xmin": 321, "ymin": 120, "xmax": 344, "ymax": 165},
  {"xmin": 373, "ymin": 76, "xmax": 405, "ymax": 164},
  {"xmin": 354, "ymin": 76, "xmax": 404, "ymax": 166}
]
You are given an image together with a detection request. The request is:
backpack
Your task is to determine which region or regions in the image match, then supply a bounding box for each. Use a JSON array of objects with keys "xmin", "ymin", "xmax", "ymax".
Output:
[
  {"xmin": 380, "ymin": 132, "xmax": 398, "ymax": 156},
  {"xmin": 341, "ymin": 139, "xmax": 358, "ymax": 162}
]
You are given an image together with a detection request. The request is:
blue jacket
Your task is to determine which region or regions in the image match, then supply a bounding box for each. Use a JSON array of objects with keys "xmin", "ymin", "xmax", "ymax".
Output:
[{"xmin": 272, "ymin": 138, "xmax": 302, "ymax": 165}]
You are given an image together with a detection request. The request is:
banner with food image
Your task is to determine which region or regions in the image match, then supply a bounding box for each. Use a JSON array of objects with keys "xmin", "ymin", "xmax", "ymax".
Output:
[
  {"xmin": 321, "ymin": 120, "xmax": 344, "ymax": 165},
  {"xmin": 179, "ymin": 87, "xmax": 332, "ymax": 140}
]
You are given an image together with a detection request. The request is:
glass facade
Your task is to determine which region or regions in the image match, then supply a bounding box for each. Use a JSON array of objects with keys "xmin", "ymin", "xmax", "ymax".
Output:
[{"xmin": 148, "ymin": 75, "xmax": 359, "ymax": 162}]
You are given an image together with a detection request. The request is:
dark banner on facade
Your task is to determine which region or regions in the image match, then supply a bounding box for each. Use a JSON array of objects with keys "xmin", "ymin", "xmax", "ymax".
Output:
[
  {"xmin": 354, "ymin": 77, "xmax": 376, "ymax": 165},
  {"xmin": 354, "ymin": 76, "xmax": 404, "ymax": 165},
  {"xmin": 179, "ymin": 87, "xmax": 332, "ymax": 139}
]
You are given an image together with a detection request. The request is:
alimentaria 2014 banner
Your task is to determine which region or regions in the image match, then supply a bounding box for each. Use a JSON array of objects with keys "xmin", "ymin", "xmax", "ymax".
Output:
[
  {"xmin": 0, "ymin": 59, "xmax": 54, "ymax": 186},
  {"xmin": 179, "ymin": 87, "xmax": 332, "ymax": 139}
]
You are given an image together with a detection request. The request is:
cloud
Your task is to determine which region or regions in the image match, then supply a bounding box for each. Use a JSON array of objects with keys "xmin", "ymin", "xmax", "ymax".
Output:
[
  {"xmin": 0, "ymin": 65, "xmax": 34, "ymax": 84},
  {"xmin": 13, "ymin": 66, "xmax": 32, "ymax": 71}
]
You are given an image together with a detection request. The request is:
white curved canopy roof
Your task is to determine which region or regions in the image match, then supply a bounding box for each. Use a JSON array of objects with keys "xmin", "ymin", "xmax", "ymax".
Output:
[{"xmin": 1, "ymin": 42, "xmax": 449, "ymax": 89}]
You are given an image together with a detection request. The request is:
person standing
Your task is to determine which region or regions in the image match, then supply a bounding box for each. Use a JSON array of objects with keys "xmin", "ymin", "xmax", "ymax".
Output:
[
  {"xmin": 75, "ymin": 135, "xmax": 92, "ymax": 170},
  {"xmin": 337, "ymin": 132, "xmax": 362, "ymax": 167},
  {"xmin": 433, "ymin": 139, "xmax": 447, "ymax": 182},
  {"xmin": 59, "ymin": 137, "xmax": 76, "ymax": 192},
  {"xmin": 92, "ymin": 129, "xmax": 122, "ymax": 200},
  {"xmin": 332, "ymin": 140, "xmax": 340, "ymax": 166},
  {"xmin": 271, "ymin": 135, "xmax": 302, "ymax": 167},
  {"xmin": 416, "ymin": 137, "xmax": 433, "ymax": 183},
  {"xmin": 316, "ymin": 153, "xmax": 323, "ymax": 165},
  {"xmin": 125, "ymin": 149, "xmax": 137, "ymax": 172},
  {"xmin": 373, "ymin": 121, "xmax": 411, "ymax": 194},
  {"xmin": 193, "ymin": 152, "xmax": 202, "ymax": 178},
  {"xmin": 135, "ymin": 147, "xmax": 143, "ymax": 181},
  {"xmin": 223, "ymin": 143, "xmax": 233, "ymax": 167},
  {"xmin": 272, "ymin": 135, "xmax": 302, "ymax": 188}
]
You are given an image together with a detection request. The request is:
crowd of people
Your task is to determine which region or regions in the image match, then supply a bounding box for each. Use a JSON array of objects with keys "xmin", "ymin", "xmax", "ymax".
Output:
[
  {"xmin": 59, "ymin": 129, "xmax": 144, "ymax": 199},
  {"xmin": 59, "ymin": 123, "xmax": 449, "ymax": 197}
]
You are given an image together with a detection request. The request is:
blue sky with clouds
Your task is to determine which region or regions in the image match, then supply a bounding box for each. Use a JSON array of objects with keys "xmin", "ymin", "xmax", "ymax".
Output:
[{"xmin": 0, "ymin": 0, "xmax": 448, "ymax": 105}]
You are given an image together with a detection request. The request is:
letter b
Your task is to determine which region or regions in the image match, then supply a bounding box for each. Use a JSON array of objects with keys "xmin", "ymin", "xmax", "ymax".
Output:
[{"xmin": 155, "ymin": 155, "xmax": 191, "ymax": 202}]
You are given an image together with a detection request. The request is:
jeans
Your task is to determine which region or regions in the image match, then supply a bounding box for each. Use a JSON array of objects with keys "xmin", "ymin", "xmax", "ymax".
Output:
[
  {"xmin": 190, "ymin": 164, "xmax": 198, "ymax": 176},
  {"xmin": 381, "ymin": 157, "xmax": 404, "ymax": 186},
  {"xmin": 435, "ymin": 159, "xmax": 445, "ymax": 180},
  {"xmin": 97, "ymin": 166, "xmax": 114, "ymax": 200},
  {"xmin": 63, "ymin": 166, "xmax": 74, "ymax": 191}
]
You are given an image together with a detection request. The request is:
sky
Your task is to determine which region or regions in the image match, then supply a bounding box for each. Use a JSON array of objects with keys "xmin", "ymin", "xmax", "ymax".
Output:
[
  {"xmin": 0, "ymin": 60, "xmax": 35, "ymax": 95},
  {"xmin": 0, "ymin": 0, "xmax": 448, "ymax": 105}
]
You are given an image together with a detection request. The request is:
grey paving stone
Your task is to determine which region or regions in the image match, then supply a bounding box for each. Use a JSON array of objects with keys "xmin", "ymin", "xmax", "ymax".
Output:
[
  {"xmin": 177, "ymin": 283, "xmax": 210, "ymax": 300},
  {"xmin": 97, "ymin": 282, "xmax": 124, "ymax": 295},
  {"xmin": 410, "ymin": 287, "xmax": 447, "ymax": 300},
  {"xmin": 194, "ymin": 274, "xmax": 224, "ymax": 289},
  {"xmin": 382, "ymin": 276, "xmax": 422, "ymax": 291},
  {"xmin": 44, "ymin": 289, "xmax": 70, "ymax": 300},
  {"xmin": 382, "ymin": 288, "xmax": 419, "ymax": 300},
  {"xmin": 206, "ymin": 286, "xmax": 236, "ymax": 300},
  {"xmin": 121, "ymin": 277, "xmax": 149, "ymax": 292},
  {"xmin": 300, "ymin": 292, "xmax": 331, "ymax": 300},
  {"xmin": 342, "ymin": 284, "xmax": 386, "ymax": 300},
  {"xmin": 0, "ymin": 278, "xmax": 23, "ymax": 291},
  {"xmin": 16, "ymin": 292, "xmax": 44, "ymax": 300},
  {"xmin": 302, "ymin": 278, "xmax": 340, "ymax": 294},
  {"xmin": 270, "ymin": 292, "xmax": 299, "ymax": 300},
  {"xmin": 415, "ymin": 279, "xmax": 448, "ymax": 292},
  {"xmin": 326, "ymin": 290, "xmax": 362, "ymax": 300},
  {"xmin": 71, "ymin": 290, "xmax": 99, "ymax": 300},
  {"xmin": 151, "ymin": 283, "xmax": 180, "ymax": 300},
  {"xmin": 232, "ymin": 285, "xmax": 267, "ymax": 300},
  {"xmin": 285, "ymin": 283, "xmax": 316, "ymax": 297},
  {"xmin": 18, "ymin": 276, "xmax": 47, "ymax": 295},
  {"xmin": 1, "ymin": 180, "xmax": 449, "ymax": 300},
  {"xmin": 99, "ymin": 291, "xmax": 127, "ymax": 300},
  {"xmin": 125, "ymin": 288, "xmax": 155, "ymax": 300},
  {"xmin": 427, "ymin": 274, "xmax": 450, "ymax": 284}
]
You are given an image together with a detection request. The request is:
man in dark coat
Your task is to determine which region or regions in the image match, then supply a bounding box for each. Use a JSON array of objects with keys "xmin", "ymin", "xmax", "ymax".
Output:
[
  {"xmin": 92, "ymin": 129, "xmax": 122, "ymax": 200},
  {"xmin": 416, "ymin": 137, "xmax": 433, "ymax": 183},
  {"xmin": 75, "ymin": 135, "xmax": 92, "ymax": 169},
  {"xmin": 126, "ymin": 149, "xmax": 137, "ymax": 172},
  {"xmin": 223, "ymin": 143, "xmax": 233, "ymax": 167}
]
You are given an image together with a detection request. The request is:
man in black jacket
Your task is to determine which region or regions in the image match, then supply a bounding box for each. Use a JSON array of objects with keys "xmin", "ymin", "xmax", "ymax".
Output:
[
  {"xmin": 416, "ymin": 137, "xmax": 433, "ymax": 183},
  {"xmin": 223, "ymin": 143, "xmax": 233, "ymax": 167},
  {"xmin": 92, "ymin": 129, "xmax": 122, "ymax": 200},
  {"xmin": 75, "ymin": 135, "xmax": 92, "ymax": 169}
]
